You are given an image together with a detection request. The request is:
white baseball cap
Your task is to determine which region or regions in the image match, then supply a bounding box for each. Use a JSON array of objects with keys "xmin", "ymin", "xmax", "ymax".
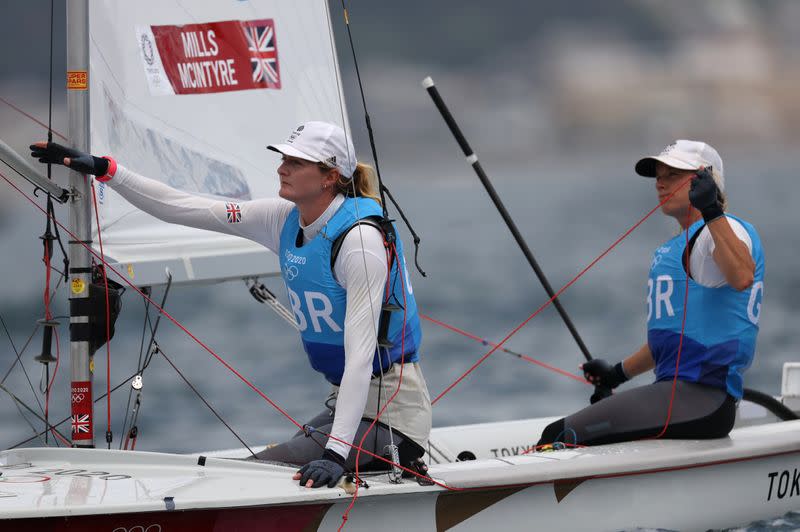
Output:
[
  {"xmin": 635, "ymin": 139, "xmax": 725, "ymax": 191},
  {"xmin": 268, "ymin": 121, "xmax": 357, "ymax": 178}
]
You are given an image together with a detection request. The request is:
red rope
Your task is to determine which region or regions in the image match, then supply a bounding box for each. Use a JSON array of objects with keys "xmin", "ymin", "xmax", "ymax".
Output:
[
  {"xmin": 43, "ymin": 235, "xmax": 52, "ymax": 322},
  {"xmin": 421, "ymin": 314, "xmax": 588, "ymax": 384},
  {"xmin": 41, "ymin": 229, "xmax": 70, "ymax": 447},
  {"xmin": 49, "ymin": 328, "xmax": 70, "ymax": 447},
  {"xmin": 0, "ymin": 164, "xmax": 697, "ymax": 491},
  {"xmin": 339, "ymin": 241, "xmax": 409, "ymax": 530},
  {"xmin": 6, "ymin": 172, "xmax": 305, "ymax": 431},
  {"xmin": 652, "ymin": 217, "xmax": 692, "ymax": 439},
  {"xmin": 0, "ymin": 170, "xmax": 454, "ymax": 489},
  {"xmin": 431, "ymin": 178, "xmax": 693, "ymax": 405},
  {"xmin": 0, "ymin": 96, "xmax": 68, "ymax": 141},
  {"xmin": 89, "ymin": 180, "xmax": 113, "ymax": 443}
]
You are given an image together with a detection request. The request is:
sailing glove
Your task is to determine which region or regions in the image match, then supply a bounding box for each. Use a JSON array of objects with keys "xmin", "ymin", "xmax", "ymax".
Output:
[
  {"xmin": 297, "ymin": 449, "xmax": 346, "ymax": 488},
  {"xmin": 30, "ymin": 142, "xmax": 113, "ymax": 180},
  {"xmin": 689, "ymin": 167, "xmax": 724, "ymax": 223},
  {"xmin": 582, "ymin": 359, "xmax": 628, "ymax": 390}
]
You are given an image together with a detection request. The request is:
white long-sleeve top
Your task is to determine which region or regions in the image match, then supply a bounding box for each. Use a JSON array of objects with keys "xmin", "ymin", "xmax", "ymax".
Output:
[
  {"xmin": 689, "ymin": 219, "xmax": 753, "ymax": 288},
  {"xmin": 109, "ymin": 165, "xmax": 387, "ymax": 459}
]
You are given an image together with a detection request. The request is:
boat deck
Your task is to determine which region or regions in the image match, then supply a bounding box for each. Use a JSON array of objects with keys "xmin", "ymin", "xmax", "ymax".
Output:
[{"xmin": 2, "ymin": 418, "xmax": 800, "ymax": 520}]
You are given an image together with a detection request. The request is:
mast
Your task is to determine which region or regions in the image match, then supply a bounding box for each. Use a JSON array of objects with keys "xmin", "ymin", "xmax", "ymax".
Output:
[{"xmin": 67, "ymin": 0, "xmax": 95, "ymax": 448}]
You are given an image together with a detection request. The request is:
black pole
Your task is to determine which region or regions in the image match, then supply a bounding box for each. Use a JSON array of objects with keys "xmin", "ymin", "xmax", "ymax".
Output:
[{"xmin": 422, "ymin": 76, "xmax": 610, "ymax": 401}]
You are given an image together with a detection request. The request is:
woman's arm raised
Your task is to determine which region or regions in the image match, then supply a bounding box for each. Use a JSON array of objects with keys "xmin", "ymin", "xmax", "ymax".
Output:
[{"xmin": 109, "ymin": 164, "xmax": 294, "ymax": 252}]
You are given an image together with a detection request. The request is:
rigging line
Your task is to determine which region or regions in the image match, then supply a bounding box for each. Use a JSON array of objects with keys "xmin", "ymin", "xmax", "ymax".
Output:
[
  {"xmin": 140, "ymin": 276, "xmax": 173, "ymax": 371},
  {"xmin": 430, "ymin": 176, "xmax": 694, "ymax": 405},
  {"xmin": 43, "ymin": 0, "xmax": 57, "ymax": 266},
  {"xmin": 42, "ymin": 243, "xmax": 54, "ymax": 443},
  {"xmin": 156, "ymin": 344, "xmax": 257, "ymax": 458},
  {"xmin": 0, "ymin": 157, "xmax": 65, "ymax": 205},
  {"xmin": 7, "ymin": 386, "xmax": 48, "ymax": 447},
  {"xmin": 337, "ymin": 1, "xmax": 386, "ymax": 210},
  {"xmin": 119, "ymin": 293, "xmax": 151, "ymax": 449},
  {"xmin": 48, "ymin": 201, "xmax": 69, "ymax": 282},
  {"xmin": 0, "ymin": 171, "xmax": 305, "ymax": 431},
  {"xmin": 0, "ymin": 273, "xmax": 63, "ymax": 387},
  {"xmin": 336, "ymin": 0, "xmax": 426, "ymax": 276},
  {"xmin": 0, "ymin": 170, "xmax": 445, "ymax": 488},
  {"xmin": 326, "ymin": 0, "xmax": 397, "ymax": 438},
  {"xmin": 325, "ymin": 5, "xmax": 410, "ymax": 524},
  {"xmin": 420, "ymin": 313, "xmax": 589, "ymax": 384},
  {"xmin": 5, "ymin": 368, "xmax": 142, "ymax": 450},
  {"xmin": 653, "ymin": 219, "xmax": 692, "ymax": 440},
  {"xmin": 521, "ymin": 222, "xmax": 695, "ymax": 450},
  {"xmin": 0, "ymin": 314, "xmax": 46, "ymax": 417},
  {"xmin": 121, "ymin": 279, "xmax": 172, "ymax": 449},
  {"xmin": 47, "ymin": 0, "xmax": 54, "ymax": 139},
  {"xmin": 324, "ymin": 0, "xmax": 405, "ymax": 471},
  {"xmin": 0, "ymin": 383, "xmax": 71, "ymax": 446},
  {"xmin": 90, "ymin": 180, "xmax": 114, "ymax": 448},
  {"xmin": 0, "ymin": 320, "xmax": 40, "ymax": 387},
  {"xmin": 0, "ymin": 96, "xmax": 68, "ymax": 141},
  {"xmin": 340, "ymin": 243, "xmax": 410, "ymax": 531},
  {"xmin": 424, "ymin": 79, "xmax": 597, "ymax": 373},
  {"xmin": 240, "ymin": 1, "xmax": 330, "ymax": 119},
  {"xmin": 43, "ymin": 328, "xmax": 63, "ymax": 446},
  {"xmin": 377, "ymin": 185, "xmax": 426, "ymax": 276}
]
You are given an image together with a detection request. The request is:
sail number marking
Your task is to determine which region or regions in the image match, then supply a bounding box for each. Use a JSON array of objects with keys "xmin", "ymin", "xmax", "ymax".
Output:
[{"xmin": 0, "ymin": 463, "xmax": 130, "ymax": 481}]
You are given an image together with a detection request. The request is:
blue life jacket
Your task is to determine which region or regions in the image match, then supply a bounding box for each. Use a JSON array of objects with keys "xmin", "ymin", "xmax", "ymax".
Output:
[
  {"xmin": 647, "ymin": 214, "xmax": 764, "ymax": 399},
  {"xmin": 279, "ymin": 197, "xmax": 422, "ymax": 385}
]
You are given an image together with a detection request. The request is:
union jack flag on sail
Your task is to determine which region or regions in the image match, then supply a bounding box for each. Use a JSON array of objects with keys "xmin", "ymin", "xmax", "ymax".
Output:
[
  {"xmin": 72, "ymin": 414, "xmax": 90, "ymax": 434},
  {"xmin": 243, "ymin": 21, "xmax": 280, "ymax": 87}
]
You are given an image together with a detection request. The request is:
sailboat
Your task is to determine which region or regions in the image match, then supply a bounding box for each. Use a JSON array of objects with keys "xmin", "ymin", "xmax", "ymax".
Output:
[{"xmin": 2, "ymin": 1, "xmax": 800, "ymax": 531}]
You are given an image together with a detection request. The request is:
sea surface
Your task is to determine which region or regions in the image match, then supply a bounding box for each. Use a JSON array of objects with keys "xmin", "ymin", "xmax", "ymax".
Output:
[{"xmin": 0, "ymin": 157, "xmax": 798, "ymax": 530}]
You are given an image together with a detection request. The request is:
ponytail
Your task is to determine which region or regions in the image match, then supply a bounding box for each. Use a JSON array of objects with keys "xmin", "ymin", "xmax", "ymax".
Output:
[{"xmin": 335, "ymin": 162, "xmax": 381, "ymax": 205}]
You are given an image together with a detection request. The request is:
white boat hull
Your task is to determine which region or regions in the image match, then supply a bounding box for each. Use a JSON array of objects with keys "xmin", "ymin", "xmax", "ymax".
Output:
[{"xmin": 3, "ymin": 417, "xmax": 800, "ymax": 531}]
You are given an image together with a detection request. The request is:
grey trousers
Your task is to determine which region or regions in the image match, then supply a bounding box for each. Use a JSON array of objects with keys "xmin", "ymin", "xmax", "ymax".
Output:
[
  {"xmin": 250, "ymin": 409, "xmax": 425, "ymax": 471},
  {"xmin": 538, "ymin": 380, "xmax": 736, "ymax": 446},
  {"xmin": 250, "ymin": 362, "xmax": 431, "ymax": 470}
]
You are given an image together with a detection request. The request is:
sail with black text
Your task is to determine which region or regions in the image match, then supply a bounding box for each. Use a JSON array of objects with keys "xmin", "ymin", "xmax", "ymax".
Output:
[{"xmin": 88, "ymin": 0, "xmax": 350, "ymax": 286}]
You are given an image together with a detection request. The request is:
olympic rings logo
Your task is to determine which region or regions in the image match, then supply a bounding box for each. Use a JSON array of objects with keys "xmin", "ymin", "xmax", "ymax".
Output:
[
  {"xmin": 112, "ymin": 525, "xmax": 162, "ymax": 532},
  {"xmin": 71, "ymin": 393, "xmax": 85, "ymax": 403}
]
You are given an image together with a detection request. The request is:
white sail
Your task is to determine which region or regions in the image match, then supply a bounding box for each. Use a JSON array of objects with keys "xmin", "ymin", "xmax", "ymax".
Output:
[{"xmin": 87, "ymin": 0, "xmax": 350, "ymax": 286}]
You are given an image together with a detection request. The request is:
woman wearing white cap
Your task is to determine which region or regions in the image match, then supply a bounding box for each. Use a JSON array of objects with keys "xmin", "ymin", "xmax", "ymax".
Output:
[
  {"xmin": 538, "ymin": 139, "xmax": 764, "ymax": 447},
  {"xmin": 30, "ymin": 121, "xmax": 431, "ymax": 488}
]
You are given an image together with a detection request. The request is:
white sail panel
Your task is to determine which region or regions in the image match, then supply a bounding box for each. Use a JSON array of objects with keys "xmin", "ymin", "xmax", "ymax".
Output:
[{"xmin": 88, "ymin": 0, "xmax": 349, "ymax": 286}]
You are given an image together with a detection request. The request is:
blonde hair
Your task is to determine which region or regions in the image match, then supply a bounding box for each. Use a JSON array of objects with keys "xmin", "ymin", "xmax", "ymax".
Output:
[
  {"xmin": 710, "ymin": 167, "xmax": 727, "ymax": 212},
  {"xmin": 334, "ymin": 162, "xmax": 382, "ymax": 205}
]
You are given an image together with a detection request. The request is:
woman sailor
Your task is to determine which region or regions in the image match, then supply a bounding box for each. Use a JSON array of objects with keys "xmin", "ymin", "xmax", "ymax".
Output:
[
  {"xmin": 31, "ymin": 121, "xmax": 431, "ymax": 488},
  {"xmin": 538, "ymin": 140, "xmax": 764, "ymax": 446}
]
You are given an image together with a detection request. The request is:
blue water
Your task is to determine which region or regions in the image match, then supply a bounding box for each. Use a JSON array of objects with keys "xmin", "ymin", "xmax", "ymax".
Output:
[{"xmin": 1, "ymin": 157, "xmax": 799, "ymax": 529}]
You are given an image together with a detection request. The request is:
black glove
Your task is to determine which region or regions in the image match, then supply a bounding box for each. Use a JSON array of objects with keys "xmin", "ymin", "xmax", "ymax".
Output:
[
  {"xmin": 297, "ymin": 449, "xmax": 346, "ymax": 488},
  {"xmin": 689, "ymin": 167, "xmax": 724, "ymax": 223},
  {"xmin": 30, "ymin": 142, "xmax": 109, "ymax": 177},
  {"xmin": 582, "ymin": 359, "xmax": 628, "ymax": 390}
]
